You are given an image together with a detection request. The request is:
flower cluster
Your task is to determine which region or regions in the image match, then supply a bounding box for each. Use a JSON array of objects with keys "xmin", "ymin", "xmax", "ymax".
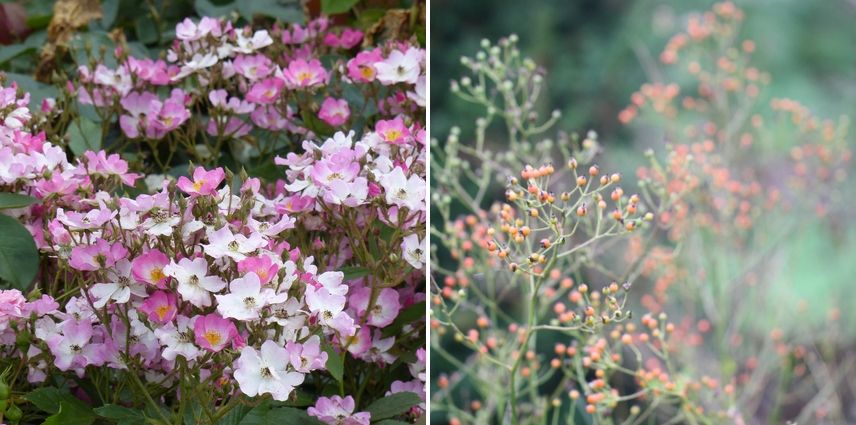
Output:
[
  {"xmin": 0, "ymin": 12, "xmax": 425, "ymax": 425},
  {"xmin": 72, "ymin": 15, "xmax": 425, "ymax": 173}
]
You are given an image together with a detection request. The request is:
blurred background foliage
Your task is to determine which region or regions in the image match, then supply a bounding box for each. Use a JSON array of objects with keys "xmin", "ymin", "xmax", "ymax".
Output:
[
  {"xmin": 432, "ymin": 0, "xmax": 856, "ymax": 140},
  {"xmin": 431, "ymin": 0, "xmax": 856, "ymax": 330}
]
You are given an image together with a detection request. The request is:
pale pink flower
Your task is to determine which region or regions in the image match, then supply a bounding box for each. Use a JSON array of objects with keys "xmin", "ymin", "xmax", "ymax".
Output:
[
  {"xmin": 131, "ymin": 249, "xmax": 170, "ymax": 287},
  {"xmin": 318, "ymin": 97, "xmax": 350, "ymax": 127},
  {"xmin": 280, "ymin": 59, "xmax": 328, "ymax": 88},
  {"xmin": 193, "ymin": 313, "xmax": 239, "ymax": 352},
  {"xmin": 177, "ymin": 166, "xmax": 226, "ymax": 197},
  {"xmin": 308, "ymin": 395, "xmax": 371, "ymax": 425},
  {"xmin": 138, "ymin": 290, "xmax": 178, "ymax": 324}
]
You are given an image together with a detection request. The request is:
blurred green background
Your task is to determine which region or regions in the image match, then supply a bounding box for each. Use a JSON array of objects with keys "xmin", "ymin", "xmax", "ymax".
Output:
[
  {"xmin": 431, "ymin": 0, "xmax": 856, "ymax": 141},
  {"xmin": 430, "ymin": 0, "xmax": 856, "ymax": 328}
]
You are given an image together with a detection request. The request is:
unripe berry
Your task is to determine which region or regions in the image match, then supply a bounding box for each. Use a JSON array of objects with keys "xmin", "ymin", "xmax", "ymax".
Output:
[{"xmin": 567, "ymin": 158, "xmax": 578, "ymax": 169}]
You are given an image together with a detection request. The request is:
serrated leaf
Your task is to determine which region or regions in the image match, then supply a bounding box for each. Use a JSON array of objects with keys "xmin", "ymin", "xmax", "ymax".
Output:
[
  {"xmin": 43, "ymin": 401, "xmax": 96, "ymax": 425},
  {"xmin": 320, "ymin": 0, "xmax": 359, "ymax": 15},
  {"xmin": 0, "ymin": 193, "xmax": 38, "ymax": 210},
  {"xmin": 265, "ymin": 407, "xmax": 325, "ymax": 425},
  {"xmin": 94, "ymin": 404, "xmax": 145, "ymax": 423},
  {"xmin": 25, "ymin": 387, "xmax": 93, "ymax": 418},
  {"xmin": 0, "ymin": 214, "xmax": 38, "ymax": 290},
  {"xmin": 94, "ymin": 404, "xmax": 145, "ymax": 425},
  {"xmin": 214, "ymin": 403, "xmax": 253, "ymax": 425},
  {"xmin": 322, "ymin": 343, "xmax": 344, "ymax": 383},
  {"xmin": 66, "ymin": 116, "xmax": 102, "ymax": 156},
  {"xmin": 341, "ymin": 266, "xmax": 370, "ymax": 281},
  {"xmin": 364, "ymin": 392, "xmax": 421, "ymax": 421}
]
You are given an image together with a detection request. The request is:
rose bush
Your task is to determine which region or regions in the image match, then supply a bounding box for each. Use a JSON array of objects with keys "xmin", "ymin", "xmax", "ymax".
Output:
[{"xmin": 0, "ymin": 10, "xmax": 425, "ymax": 425}]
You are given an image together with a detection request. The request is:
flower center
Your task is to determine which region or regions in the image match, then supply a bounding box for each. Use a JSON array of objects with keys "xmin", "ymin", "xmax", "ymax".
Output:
[
  {"xmin": 243, "ymin": 297, "xmax": 257, "ymax": 308},
  {"xmin": 150, "ymin": 268, "xmax": 165, "ymax": 283},
  {"xmin": 203, "ymin": 330, "xmax": 222, "ymax": 347},
  {"xmin": 384, "ymin": 130, "xmax": 402, "ymax": 141},
  {"xmin": 228, "ymin": 240, "xmax": 240, "ymax": 251},
  {"xmin": 297, "ymin": 72, "xmax": 312, "ymax": 84},
  {"xmin": 192, "ymin": 179, "xmax": 206, "ymax": 191},
  {"xmin": 359, "ymin": 66, "xmax": 375, "ymax": 79},
  {"xmin": 152, "ymin": 210, "xmax": 170, "ymax": 224},
  {"xmin": 189, "ymin": 275, "xmax": 200, "ymax": 286},
  {"xmin": 155, "ymin": 304, "xmax": 171, "ymax": 320}
]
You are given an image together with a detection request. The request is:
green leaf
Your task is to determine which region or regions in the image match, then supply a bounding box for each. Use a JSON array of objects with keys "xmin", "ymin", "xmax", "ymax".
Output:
[
  {"xmin": 94, "ymin": 404, "xmax": 146, "ymax": 425},
  {"xmin": 66, "ymin": 116, "xmax": 102, "ymax": 156},
  {"xmin": 69, "ymin": 31, "xmax": 118, "ymax": 68},
  {"xmin": 134, "ymin": 14, "xmax": 159, "ymax": 45},
  {"xmin": 320, "ymin": 0, "xmax": 359, "ymax": 15},
  {"xmin": 23, "ymin": 0, "xmax": 53, "ymax": 29},
  {"xmin": 265, "ymin": 407, "xmax": 325, "ymax": 425},
  {"xmin": 341, "ymin": 266, "xmax": 370, "ymax": 281},
  {"xmin": 101, "ymin": 0, "xmax": 120, "ymax": 28},
  {"xmin": 364, "ymin": 392, "xmax": 421, "ymax": 421},
  {"xmin": 381, "ymin": 301, "xmax": 425, "ymax": 338},
  {"xmin": 43, "ymin": 401, "xmax": 96, "ymax": 425},
  {"xmin": 213, "ymin": 403, "xmax": 253, "ymax": 425},
  {"xmin": 299, "ymin": 108, "xmax": 335, "ymax": 139},
  {"xmin": 24, "ymin": 387, "xmax": 94, "ymax": 417},
  {"xmin": 0, "ymin": 214, "xmax": 38, "ymax": 290},
  {"xmin": 374, "ymin": 421, "xmax": 412, "ymax": 425},
  {"xmin": 234, "ymin": 402, "xmax": 271, "ymax": 425},
  {"xmin": 194, "ymin": 0, "xmax": 237, "ymax": 18},
  {"xmin": 232, "ymin": 403, "xmax": 324, "ymax": 425},
  {"xmin": 237, "ymin": 0, "xmax": 302, "ymax": 22},
  {"xmin": 353, "ymin": 8, "xmax": 386, "ymax": 30},
  {"xmin": 0, "ymin": 193, "xmax": 38, "ymax": 210},
  {"xmin": 0, "ymin": 44, "xmax": 33, "ymax": 66},
  {"xmin": 322, "ymin": 343, "xmax": 344, "ymax": 383}
]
